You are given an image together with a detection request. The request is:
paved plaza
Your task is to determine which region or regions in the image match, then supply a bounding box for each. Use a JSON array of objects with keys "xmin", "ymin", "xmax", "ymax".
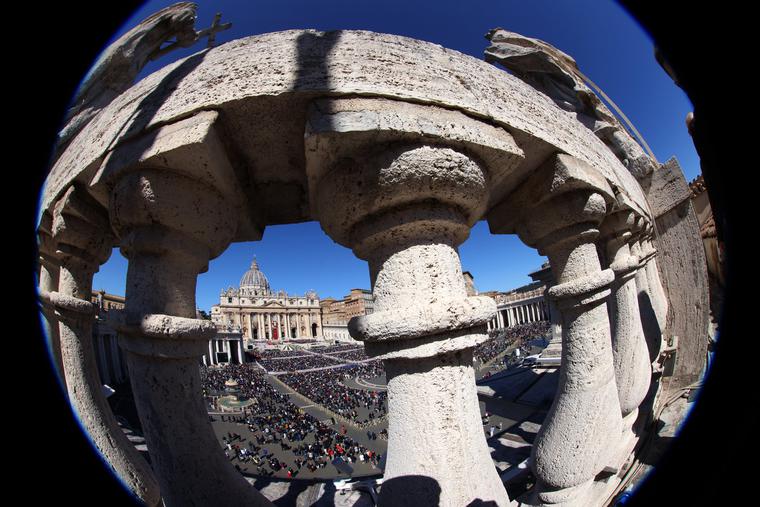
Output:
[{"xmin": 203, "ymin": 338, "xmax": 556, "ymax": 487}]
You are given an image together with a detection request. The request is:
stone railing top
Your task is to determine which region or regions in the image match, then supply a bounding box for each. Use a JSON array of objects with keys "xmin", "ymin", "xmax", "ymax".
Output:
[
  {"xmin": 495, "ymin": 287, "xmax": 546, "ymax": 305},
  {"xmin": 42, "ymin": 29, "xmax": 649, "ymax": 227}
]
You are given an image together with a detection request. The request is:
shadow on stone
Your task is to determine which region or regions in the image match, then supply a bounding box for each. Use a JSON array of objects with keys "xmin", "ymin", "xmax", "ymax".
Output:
[
  {"xmin": 271, "ymin": 480, "xmax": 311, "ymax": 506},
  {"xmin": 115, "ymin": 50, "xmax": 209, "ymax": 147},
  {"xmin": 638, "ymin": 292, "xmax": 662, "ymax": 363},
  {"xmin": 467, "ymin": 500, "xmax": 499, "ymax": 507},
  {"xmin": 294, "ymin": 30, "xmax": 341, "ymax": 93},
  {"xmin": 378, "ymin": 475, "xmax": 441, "ymax": 507}
]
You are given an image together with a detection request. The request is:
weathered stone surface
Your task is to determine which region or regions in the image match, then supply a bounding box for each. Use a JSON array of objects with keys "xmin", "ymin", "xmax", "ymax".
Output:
[
  {"xmin": 599, "ymin": 209, "xmax": 652, "ymax": 420},
  {"xmin": 109, "ymin": 164, "xmax": 272, "ymax": 505},
  {"xmin": 37, "ymin": 211, "xmax": 65, "ymax": 387},
  {"xmin": 649, "ymin": 197, "xmax": 709, "ymax": 388},
  {"xmin": 309, "ymin": 135, "xmax": 511, "ymax": 505},
  {"xmin": 304, "ymin": 97, "xmax": 524, "ymax": 206},
  {"xmin": 484, "ymin": 28, "xmax": 657, "ymax": 181},
  {"xmin": 642, "ymin": 157, "xmax": 692, "ymax": 218},
  {"xmin": 51, "ymin": 186, "xmax": 161, "ymax": 507},
  {"xmin": 489, "ymin": 154, "xmax": 623, "ymax": 506},
  {"xmin": 43, "ymin": 30, "xmax": 649, "ymax": 223},
  {"xmin": 56, "ymin": 2, "xmax": 200, "ymax": 152}
]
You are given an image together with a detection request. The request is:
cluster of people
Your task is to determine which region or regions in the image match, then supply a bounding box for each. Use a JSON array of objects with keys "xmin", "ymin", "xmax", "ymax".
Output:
[
  {"xmin": 312, "ymin": 344, "xmax": 363, "ymax": 354},
  {"xmin": 350, "ymin": 361, "xmax": 385, "ymax": 380},
  {"xmin": 328, "ymin": 348, "xmax": 370, "ymax": 362},
  {"xmin": 279, "ymin": 365, "xmax": 387, "ymax": 426},
  {"xmin": 254, "ymin": 348, "xmax": 312, "ymax": 359},
  {"xmin": 201, "ymin": 363, "xmax": 287, "ymax": 409},
  {"xmin": 256, "ymin": 353, "xmax": 344, "ymax": 372},
  {"xmin": 474, "ymin": 321, "xmax": 550, "ymax": 366},
  {"xmin": 200, "ymin": 363, "xmax": 383, "ymax": 479}
]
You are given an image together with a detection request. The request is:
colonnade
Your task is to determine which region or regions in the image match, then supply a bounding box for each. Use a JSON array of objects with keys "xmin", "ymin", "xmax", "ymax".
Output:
[
  {"xmin": 486, "ymin": 297, "xmax": 550, "ymax": 331},
  {"xmin": 244, "ymin": 312, "xmax": 320, "ymax": 340},
  {"xmin": 204, "ymin": 337, "xmax": 244, "ymax": 366}
]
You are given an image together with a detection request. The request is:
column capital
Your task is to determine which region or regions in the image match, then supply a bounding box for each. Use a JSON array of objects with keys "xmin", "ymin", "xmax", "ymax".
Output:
[
  {"xmin": 315, "ymin": 142, "xmax": 489, "ymax": 259},
  {"xmin": 314, "ymin": 142, "xmax": 493, "ymax": 359},
  {"xmin": 488, "ymin": 153, "xmax": 615, "ymax": 248},
  {"xmin": 599, "ymin": 208, "xmax": 640, "ymax": 280},
  {"xmin": 37, "ymin": 211, "xmax": 59, "ymax": 271},
  {"xmin": 51, "ymin": 185, "xmax": 113, "ymax": 272}
]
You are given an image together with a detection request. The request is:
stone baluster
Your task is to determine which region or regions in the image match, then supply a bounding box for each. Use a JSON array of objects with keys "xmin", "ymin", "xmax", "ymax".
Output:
[
  {"xmin": 629, "ymin": 217, "xmax": 661, "ymax": 362},
  {"xmin": 108, "ymin": 168, "xmax": 272, "ymax": 506},
  {"xmin": 37, "ymin": 211, "xmax": 66, "ymax": 390},
  {"xmin": 639, "ymin": 222, "xmax": 669, "ymax": 335},
  {"xmin": 314, "ymin": 143, "xmax": 511, "ymax": 506},
  {"xmin": 488, "ymin": 154, "xmax": 623, "ymax": 506},
  {"xmin": 42, "ymin": 185, "xmax": 161, "ymax": 506},
  {"xmin": 598, "ymin": 203, "xmax": 652, "ymax": 444}
]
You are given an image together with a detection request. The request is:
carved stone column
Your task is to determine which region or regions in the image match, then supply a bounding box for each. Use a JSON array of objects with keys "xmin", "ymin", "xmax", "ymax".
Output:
[
  {"xmin": 37, "ymin": 211, "xmax": 66, "ymax": 390},
  {"xmin": 640, "ymin": 222, "xmax": 669, "ymax": 335},
  {"xmin": 314, "ymin": 144, "xmax": 511, "ymax": 506},
  {"xmin": 109, "ymin": 168, "xmax": 272, "ymax": 507},
  {"xmin": 44, "ymin": 186, "xmax": 161, "ymax": 506},
  {"xmin": 629, "ymin": 218, "xmax": 661, "ymax": 362},
  {"xmin": 598, "ymin": 205, "xmax": 651, "ymax": 440},
  {"xmin": 489, "ymin": 154, "xmax": 623, "ymax": 506}
]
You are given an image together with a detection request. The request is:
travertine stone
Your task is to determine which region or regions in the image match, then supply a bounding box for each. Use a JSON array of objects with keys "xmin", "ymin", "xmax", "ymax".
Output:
[
  {"xmin": 488, "ymin": 154, "xmax": 622, "ymax": 506},
  {"xmin": 645, "ymin": 158, "xmax": 709, "ymax": 389},
  {"xmin": 599, "ymin": 207, "xmax": 651, "ymax": 421},
  {"xmin": 37, "ymin": 211, "xmax": 65, "ymax": 390},
  {"xmin": 43, "ymin": 30, "xmax": 648, "ymax": 221},
  {"xmin": 110, "ymin": 166, "xmax": 272, "ymax": 506},
  {"xmin": 629, "ymin": 217, "xmax": 661, "ymax": 362},
  {"xmin": 640, "ymin": 223, "xmax": 669, "ymax": 335},
  {"xmin": 484, "ymin": 28, "xmax": 657, "ymax": 180},
  {"xmin": 48, "ymin": 186, "xmax": 161, "ymax": 507},
  {"xmin": 56, "ymin": 3, "xmax": 200, "ymax": 153},
  {"xmin": 308, "ymin": 114, "xmax": 513, "ymax": 504}
]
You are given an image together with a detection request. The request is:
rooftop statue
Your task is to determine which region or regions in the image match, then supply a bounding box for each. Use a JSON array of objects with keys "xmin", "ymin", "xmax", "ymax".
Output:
[
  {"xmin": 56, "ymin": 2, "xmax": 230, "ymax": 155},
  {"xmin": 485, "ymin": 28, "xmax": 657, "ymax": 178}
]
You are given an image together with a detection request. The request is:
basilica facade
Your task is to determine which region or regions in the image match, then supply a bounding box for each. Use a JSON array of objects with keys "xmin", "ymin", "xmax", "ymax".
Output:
[{"xmin": 210, "ymin": 257, "xmax": 324, "ymax": 350}]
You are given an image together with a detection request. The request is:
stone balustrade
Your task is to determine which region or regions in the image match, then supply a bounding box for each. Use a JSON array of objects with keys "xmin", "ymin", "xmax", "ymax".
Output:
[
  {"xmin": 629, "ymin": 217, "xmax": 664, "ymax": 363},
  {"xmin": 598, "ymin": 196, "xmax": 652, "ymax": 448},
  {"xmin": 639, "ymin": 222, "xmax": 669, "ymax": 337},
  {"xmin": 41, "ymin": 185, "xmax": 161, "ymax": 507},
  {"xmin": 35, "ymin": 29, "xmax": 706, "ymax": 507},
  {"xmin": 489, "ymin": 153, "xmax": 624, "ymax": 506}
]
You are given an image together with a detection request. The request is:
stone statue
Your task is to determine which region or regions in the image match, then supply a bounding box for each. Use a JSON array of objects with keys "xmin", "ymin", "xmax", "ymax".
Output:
[
  {"xmin": 56, "ymin": 2, "xmax": 231, "ymax": 154},
  {"xmin": 485, "ymin": 28, "xmax": 657, "ymax": 178}
]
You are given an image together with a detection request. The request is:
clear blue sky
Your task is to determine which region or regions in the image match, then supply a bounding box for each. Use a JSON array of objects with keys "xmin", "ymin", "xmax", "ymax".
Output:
[{"xmin": 89, "ymin": 0, "xmax": 699, "ymax": 311}]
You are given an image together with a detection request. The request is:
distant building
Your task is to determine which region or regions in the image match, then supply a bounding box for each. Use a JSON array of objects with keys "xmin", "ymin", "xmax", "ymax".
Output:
[
  {"xmin": 481, "ymin": 264, "xmax": 553, "ymax": 331},
  {"xmin": 320, "ymin": 288, "xmax": 374, "ymax": 342},
  {"xmin": 91, "ymin": 290, "xmax": 129, "ymax": 386},
  {"xmin": 210, "ymin": 257, "xmax": 325, "ymax": 360}
]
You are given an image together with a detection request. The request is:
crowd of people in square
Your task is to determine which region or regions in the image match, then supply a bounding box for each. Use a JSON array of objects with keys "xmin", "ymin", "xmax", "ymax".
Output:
[
  {"xmin": 325, "ymin": 347, "xmax": 370, "ymax": 362},
  {"xmin": 256, "ymin": 348, "xmax": 313, "ymax": 359},
  {"xmin": 279, "ymin": 364, "xmax": 387, "ymax": 426},
  {"xmin": 254, "ymin": 351, "xmax": 345, "ymax": 372},
  {"xmin": 200, "ymin": 363, "xmax": 383, "ymax": 478},
  {"xmin": 474, "ymin": 321, "xmax": 550, "ymax": 366},
  {"xmin": 312, "ymin": 344, "xmax": 363, "ymax": 354}
]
